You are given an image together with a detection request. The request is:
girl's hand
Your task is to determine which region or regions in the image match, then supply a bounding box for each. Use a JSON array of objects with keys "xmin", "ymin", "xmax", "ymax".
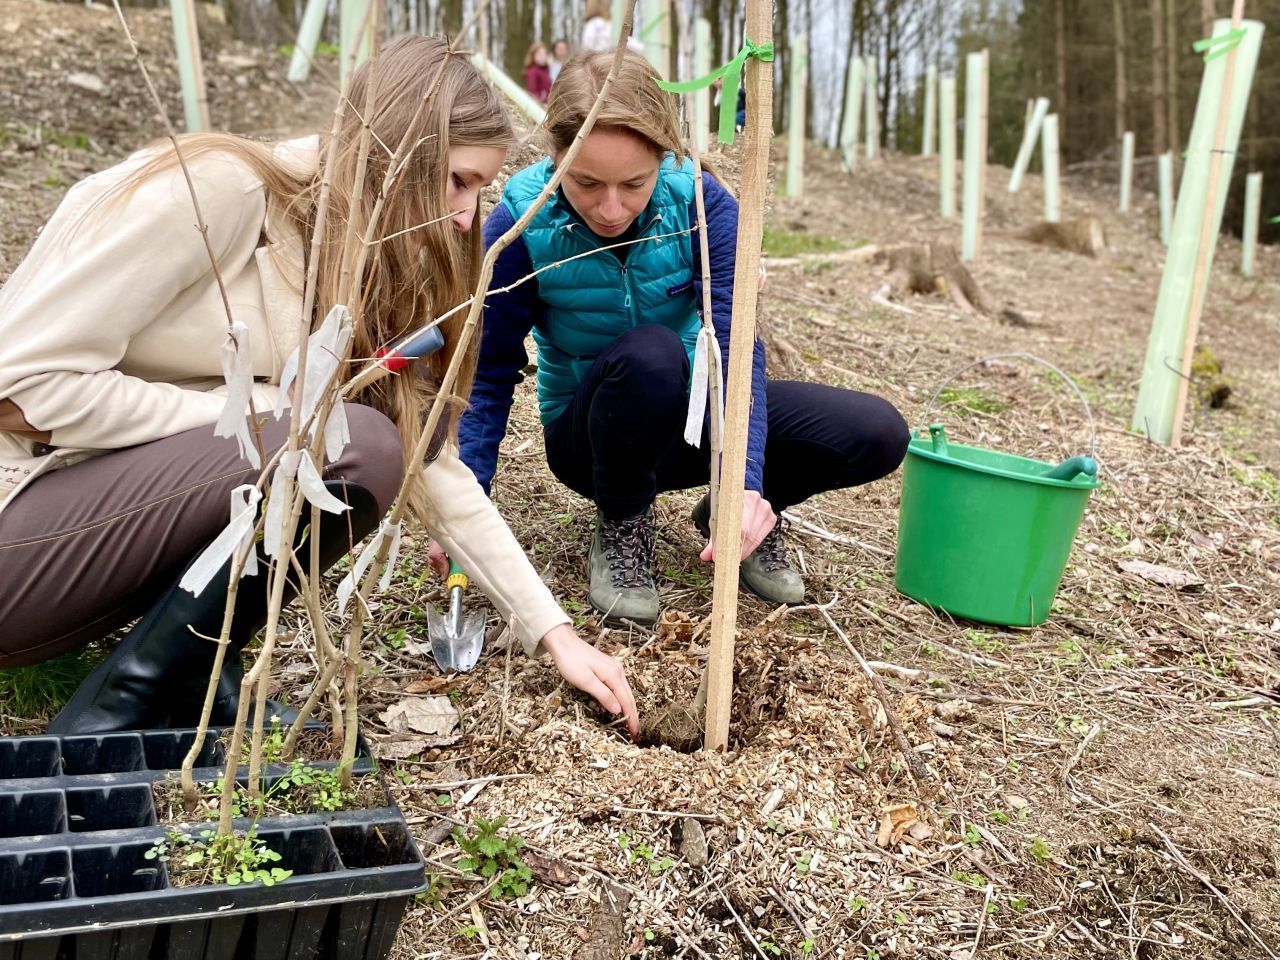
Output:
[
  {"xmin": 426, "ymin": 539, "xmax": 450, "ymax": 580},
  {"xmin": 699, "ymin": 489, "xmax": 776, "ymax": 563},
  {"xmin": 540, "ymin": 624, "xmax": 639, "ymax": 738}
]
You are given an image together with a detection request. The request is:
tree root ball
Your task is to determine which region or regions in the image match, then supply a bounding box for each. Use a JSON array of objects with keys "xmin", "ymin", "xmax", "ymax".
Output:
[{"xmin": 638, "ymin": 703, "xmax": 703, "ymax": 753}]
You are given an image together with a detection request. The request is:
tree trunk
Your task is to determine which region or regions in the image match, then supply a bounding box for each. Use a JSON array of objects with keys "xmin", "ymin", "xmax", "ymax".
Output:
[
  {"xmin": 775, "ymin": 0, "xmax": 789, "ymax": 136},
  {"xmin": 1166, "ymin": 0, "xmax": 1179, "ymax": 153},
  {"xmin": 1113, "ymin": 0, "xmax": 1127, "ymax": 141},
  {"xmin": 1149, "ymin": 0, "xmax": 1167, "ymax": 157},
  {"xmin": 1200, "ymin": 0, "xmax": 1215, "ymax": 37},
  {"xmin": 442, "ymin": 0, "xmax": 463, "ymax": 38},
  {"xmin": 1054, "ymin": 0, "xmax": 1068, "ymax": 139}
]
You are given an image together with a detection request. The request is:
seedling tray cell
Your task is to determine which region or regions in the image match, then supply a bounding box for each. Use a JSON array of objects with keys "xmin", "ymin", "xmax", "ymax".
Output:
[{"xmin": 0, "ymin": 727, "xmax": 423, "ymax": 960}]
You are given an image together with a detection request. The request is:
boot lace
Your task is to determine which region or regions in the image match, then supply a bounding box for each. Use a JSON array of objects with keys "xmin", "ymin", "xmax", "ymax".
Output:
[
  {"xmin": 600, "ymin": 512, "xmax": 656, "ymax": 589},
  {"xmin": 755, "ymin": 521, "xmax": 792, "ymax": 572}
]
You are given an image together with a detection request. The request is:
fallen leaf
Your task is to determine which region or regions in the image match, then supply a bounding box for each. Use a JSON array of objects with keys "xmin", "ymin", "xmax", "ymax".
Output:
[
  {"xmin": 379, "ymin": 695, "xmax": 460, "ymax": 744},
  {"xmin": 522, "ymin": 849, "xmax": 579, "ymax": 886},
  {"xmin": 876, "ymin": 802, "xmax": 919, "ymax": 848},
  {"xmin": 370, "ymin": 737, "xmax": 430, "ymax": 760},
  {"xmin": 1117, "ymin": 559, "xmax": 1205, "ymax": 590},
  {"xmin": 403, "ymin": 676, "xmax": 452, "ymax": 695},
  {"xmin": 907, "ymin": 820, "xmax": 935, "ymax": 842},
  {"xmin": 934, "ymin": 699, "xmax": 973, "ymax": 723}
]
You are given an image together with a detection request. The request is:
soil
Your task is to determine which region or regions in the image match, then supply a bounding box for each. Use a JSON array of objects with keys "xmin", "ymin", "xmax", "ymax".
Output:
[
  {"xmin": 3, "ymin": 3, "xmax": 1279, "ymax": 958},
  {"xmin": 153, "ymin": 768, "xmax": 386, "ymax": 823}
]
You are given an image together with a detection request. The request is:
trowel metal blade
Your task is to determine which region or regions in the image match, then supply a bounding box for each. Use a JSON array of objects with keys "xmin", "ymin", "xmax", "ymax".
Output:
[{"xmin": 425, "ymin": 606, "xmax": 486, "ymax": 673}]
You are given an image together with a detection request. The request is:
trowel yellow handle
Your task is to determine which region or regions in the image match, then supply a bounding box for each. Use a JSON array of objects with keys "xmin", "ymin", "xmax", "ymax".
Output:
[{"xmin": 446, "ymin": 559, "xmax": 469, "ymax": 591}]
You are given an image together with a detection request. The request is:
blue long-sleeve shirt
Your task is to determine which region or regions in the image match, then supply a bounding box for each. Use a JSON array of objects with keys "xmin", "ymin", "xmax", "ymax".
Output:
[{"xmin": 458, "ymin": 173, "xmax": 769, "ymax": 495}]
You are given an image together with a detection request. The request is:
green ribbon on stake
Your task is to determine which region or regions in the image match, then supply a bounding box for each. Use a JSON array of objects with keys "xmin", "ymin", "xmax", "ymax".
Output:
[
  {"xmin": 1192, "ymin": 27, "xmax": 1246, "ymax": 62},
  {"xmin": 654, "ymin": 38, "xmax": 774, "ymax": 144}
]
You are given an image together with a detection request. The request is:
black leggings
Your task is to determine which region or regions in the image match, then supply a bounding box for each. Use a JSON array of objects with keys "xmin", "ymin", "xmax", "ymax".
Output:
[{"xmin": 543, "ymin": 325, "xmax": 910, "ymax": 521}]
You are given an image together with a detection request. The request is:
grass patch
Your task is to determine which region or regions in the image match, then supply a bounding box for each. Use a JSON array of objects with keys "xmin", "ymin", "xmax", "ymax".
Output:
[
  {"xmin": 936, "ymin": 386, "xmax": 1009, "ymax": 416},
  {"xmin": 0, "ymin": 647, "xmax": 100, "ymax": 721},
  {"xmin": 762, "ymin": 226, "xmax": 843, "ymax": 258}
]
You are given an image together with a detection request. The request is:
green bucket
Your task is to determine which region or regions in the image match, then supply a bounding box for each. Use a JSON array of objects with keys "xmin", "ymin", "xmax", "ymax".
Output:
[{"xmin": 894, "ymin": 354, "xmax": 1100, "ymax": 627}]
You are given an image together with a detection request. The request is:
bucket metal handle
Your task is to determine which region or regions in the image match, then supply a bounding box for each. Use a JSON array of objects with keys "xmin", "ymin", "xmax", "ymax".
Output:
[{"xmin": 920, "ymin": 352, "xmax": 1097, "ymax": 460}]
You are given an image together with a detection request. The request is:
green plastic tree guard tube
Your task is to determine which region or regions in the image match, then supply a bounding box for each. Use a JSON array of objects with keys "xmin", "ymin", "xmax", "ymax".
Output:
[
  {"xmin": 961, "ymin": 52, "xmax": 986, "ymax": 261},
  {"xmin": 643, "ymin": 0, "xmax": 671, "ymax": 79},
  {"xmin": 693, "ymin": 17, "xmax": 712, "ymax": 154},
  {"xmin": 1241, "ymin": 171, "xmax": 1262, "ymax": 277},
  {"xmin": 1158, "ymin": 151, "xmax": 1175, "ymax": 245},
  {"xmin": 472, "ymin": 53, "xmax": 546, "ymax": 124},
  {"xmin": 287, "ymin": 0, "xmax": 326, "ymax": 83},
  {"xmin": 169, "ymin": 0, "xmax": 208, "ymax": 132},
  {"xmin": 785, "ymin": 36, "xmax": 807, "ymax": 198},
  {"xmin": 1008, "ymin": 97, "xmax": 1049, "ymax": 193},
  {"xmin": 1042, "ymin": 113, "xmax": 1061, "ymax": 223},
  {"xmin": 1132, "ymin": 18, "xmax": 1263, "ymax": 443},
  {"xmin": 840, "ymin": 57, "xmax": 864, "ymax": 172},
  {"xmin": 939, "ymin": 74, "xmax": 957, "ymax": 218},
  {"xmin": 340, "ymin": 0, "xmax": 372, "ymax": 85},
  {"xmin": 922, "ymin": 64, "xmax": 937, "ymax": 157},
  {"xmin": 1119, "ymin": 130, "xmax": 1135, "ymax": 212},
  {"xmin": 865, "ymin": 56, "xmax": 879, "ymax": 159}
]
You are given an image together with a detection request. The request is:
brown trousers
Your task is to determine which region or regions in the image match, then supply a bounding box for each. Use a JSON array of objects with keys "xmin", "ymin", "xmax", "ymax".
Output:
[{"xmin": 0, "ymin": 405, "xmax": 404, "ymax": 668}]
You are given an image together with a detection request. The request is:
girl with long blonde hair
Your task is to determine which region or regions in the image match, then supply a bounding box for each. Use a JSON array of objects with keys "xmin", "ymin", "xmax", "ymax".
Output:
[
  {"xmin": 456, "ymin": 50, "xmax": 909, "ymax": 626},
  {"xmin": 0, "ymin": 36, "xmax": 636, "ymax": 736}
]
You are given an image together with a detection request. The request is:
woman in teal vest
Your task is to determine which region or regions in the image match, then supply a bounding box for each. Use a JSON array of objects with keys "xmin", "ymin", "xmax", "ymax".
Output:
[{"xmin": 457, "ymin": 50, "xmax": 909, "ymax": 626}]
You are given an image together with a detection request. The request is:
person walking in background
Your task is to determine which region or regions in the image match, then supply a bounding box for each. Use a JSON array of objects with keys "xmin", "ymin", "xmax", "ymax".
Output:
[
  {"xmin": 549, "ymin": 38, "xmax": 570, "ymax": 83},
  {"xmin": 580, "ymin": 0, "xmax": 643, "ymax": 53},
  {"xmin": 523, "ymin": 42, "xmax": 552, "ymax": 103}
]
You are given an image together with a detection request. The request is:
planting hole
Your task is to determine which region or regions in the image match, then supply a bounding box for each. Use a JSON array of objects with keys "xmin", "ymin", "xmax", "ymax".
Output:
[
  {"xmin": 0, "ymin": 850, "xmax": 71, "ymax": 906},
  {"xmin": 0, "ymin": 791, "xmax": 65, "ymax": 838},
  {"xmin": 67, "ymin": 784, "xmax": 156, "ymax": 833}
]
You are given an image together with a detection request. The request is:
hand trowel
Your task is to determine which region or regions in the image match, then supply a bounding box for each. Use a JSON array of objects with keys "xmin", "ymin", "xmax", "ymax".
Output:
[{"xmin": 427, "ymin": 560, "xmax": 486, "ymax": 672}]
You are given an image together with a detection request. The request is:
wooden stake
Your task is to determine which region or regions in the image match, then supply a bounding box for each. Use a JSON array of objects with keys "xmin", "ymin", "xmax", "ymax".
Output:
[
  {"xmin": 703, "ymin": 0, "xmax": 772, "ymax": 753},
  {"xmin": 785, "ymin": 35, "xmax": 807, "ymax": 198}
]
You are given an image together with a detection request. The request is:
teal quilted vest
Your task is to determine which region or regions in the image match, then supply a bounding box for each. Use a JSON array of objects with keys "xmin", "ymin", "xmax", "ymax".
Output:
[{"xmin": 502, "ymin": 154, "xmax": 702, "ymax": 424}]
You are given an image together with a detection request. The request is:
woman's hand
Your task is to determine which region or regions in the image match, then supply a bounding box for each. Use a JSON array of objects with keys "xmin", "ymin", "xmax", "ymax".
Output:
[
  {"xmin": 540, "ymin": 624, "xmax": 639, "ymax": 738},
  {"xmin": 426, "ymin": 539, "xmax": 450, "ymax": 580},
  {"xmin": 698, "ymin": 490, "xmax": 777, "ymax": 564}
]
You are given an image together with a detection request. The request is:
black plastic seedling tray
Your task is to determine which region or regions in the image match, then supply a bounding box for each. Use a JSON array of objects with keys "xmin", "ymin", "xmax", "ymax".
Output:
[{"xmin": 0, "ymin": 727, "xmax": 426, "ymax": 960}]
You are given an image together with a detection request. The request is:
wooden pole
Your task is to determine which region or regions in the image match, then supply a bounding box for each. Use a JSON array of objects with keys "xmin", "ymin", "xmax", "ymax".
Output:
[
  {"xmin": 961, "ymin": 50, "xmax": 987, "ymax": 261},
  {"xmin": 1131, "ymin": 10, "xmax": 1262, "ymax": 445},
  {"xmin": 1043, "ymin": 113, "xmax": 1062, "ymax": 223},
  {"xmin": 169, "ymin": 0, "xmax": 208, "ymax": 132},
  {"xmin": 1241, "ymin": 171, "xmax": 1262, "ymax": 276},
  {"xmin": 839, "ymin": 56, "xmax": 864, "ymax": 172},
  {"xmin": 693, "ymin": 17, "xmax": 712, "ymax": 154},
  {"xmin": 939, "ymin": 73, "xmax": 956, "ymax": 217},
  {"xmin": 922, "ymin": 63, "xmax": 937, "ymax": 157},
  {"xmin": 1119, "ymin": 130, "xmax": 1135, "ymax": 212},
  {"xmin": 703, "ymin": 0, "xmax": 772, "ymax": 753},
  {"xmin": 864, "ymin": 55, "xmax": 879, "ymax": 159},
  {"xmin": 287, "ymin": 0, "xmax": 327, "ymax": 83},
  {"xmin": 1158, "ymin": 150, "xmax": 1175, "ymax": 245},
  {"xmin": 785, "ymin": 34, "xmax": 807, "ymax": 198},
  {"xmin": 1008, "ymin": 97, "xmax": 1050, "ymax": 193}
]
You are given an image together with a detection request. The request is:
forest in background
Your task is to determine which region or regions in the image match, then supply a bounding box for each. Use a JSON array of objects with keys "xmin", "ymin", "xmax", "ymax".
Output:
[{"xmin": 79, "ymin": 0, "xmax": 1280, "ymax": 240}]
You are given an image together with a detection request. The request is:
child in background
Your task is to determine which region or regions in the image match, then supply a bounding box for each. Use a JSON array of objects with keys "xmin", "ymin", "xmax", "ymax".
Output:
[
  {"xmin": 523, "ymin": 42, "xmax": 552, "ymax": 104},
  {"xmin": 549, "ymin": 38, "xmax": 570, "ymax": 83}
]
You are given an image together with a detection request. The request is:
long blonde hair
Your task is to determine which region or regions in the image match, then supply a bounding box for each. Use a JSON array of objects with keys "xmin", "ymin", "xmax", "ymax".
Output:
[
  {"xmin": 544, "ymin": 49, "xmax": 683, "ymax": 160},
  {"xmin": 104, "ymin": 36, "xmax": 512, "ymax": 523}
]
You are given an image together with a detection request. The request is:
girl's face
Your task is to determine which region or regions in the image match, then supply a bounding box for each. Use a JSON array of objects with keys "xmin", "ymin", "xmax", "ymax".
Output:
[
  {"xmin": 553, "ymin": 41, "xmax": 568, "ymax": 59},
  {"xmin": 534, "ymin": 46, "xmax": 548, "ymax": 65},
  {"xmin": 446, "ymin": 145, "xmax": 507, "ymax": 232},
  {"xmin": 555, "ymin": 128, "xmax": 660, "ymax": 238}
]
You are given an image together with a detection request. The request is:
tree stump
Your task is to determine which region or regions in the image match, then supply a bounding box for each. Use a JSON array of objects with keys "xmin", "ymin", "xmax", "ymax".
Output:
[
  {"xmin": 878, "ymin": 242, "xmax": 993, "ymax": 314},
  {"xmin": 1018, "ymin": 218, "xmax": 1106, "ymax": 257}
]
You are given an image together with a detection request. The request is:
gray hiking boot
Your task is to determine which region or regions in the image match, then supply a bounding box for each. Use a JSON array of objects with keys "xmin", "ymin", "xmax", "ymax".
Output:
[
  {"xmin": 692, "ymin": 494, "xmax": 805, "ymax": 605},
  {"xmin": 588, "ymin": 508, "xmax": 660, "ymax": 625}
]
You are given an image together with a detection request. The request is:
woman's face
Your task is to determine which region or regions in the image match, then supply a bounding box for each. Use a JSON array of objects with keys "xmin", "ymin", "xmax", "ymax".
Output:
[
  {"xmin": 553, "ymin": 41, "xmax": 568, "ymax": 59},
  {"xmin": 446, "ymin": 145, "xmax": 507, "ymax": 232},
  {"xmin": 555, "ymin": 128, "xmax": 661, "ymax": 239}
]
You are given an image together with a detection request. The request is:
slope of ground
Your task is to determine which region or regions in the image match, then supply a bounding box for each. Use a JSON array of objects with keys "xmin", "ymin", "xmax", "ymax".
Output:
[{"xmin": 1, "ymin": 5, "xmax": 1278, "ymax": 959}]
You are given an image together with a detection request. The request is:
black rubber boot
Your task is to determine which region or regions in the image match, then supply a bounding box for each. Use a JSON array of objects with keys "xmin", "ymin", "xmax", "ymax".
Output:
[{"xmin": 48, "ymin": 480, "xmax": 381, "ymax": 735}]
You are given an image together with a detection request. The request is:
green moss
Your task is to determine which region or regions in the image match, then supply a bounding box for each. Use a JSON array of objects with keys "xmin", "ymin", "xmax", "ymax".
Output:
[
  {"xmin": 762, "ymin": 226, "xmax": 843, "ymax": 259},
  {"xmin": 936, "ymin": 385, "xmax": 1009, "ymax": 416}
]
